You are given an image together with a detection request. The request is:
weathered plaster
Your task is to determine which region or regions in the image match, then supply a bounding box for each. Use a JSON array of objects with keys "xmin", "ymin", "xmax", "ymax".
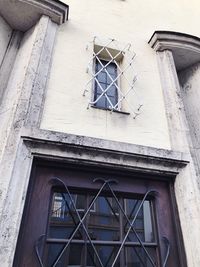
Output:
[
  {"xmin": 0, "ymin": 16, "xmax": 59, "ymax": 266},
  {"xmin": 178, "ymin": 63, "xmax": 200, "ymax": 186},
  {"xmin": 151, "ymin": 43, "xmax": 200, "ymax": 267},
  {"xmin": 22, "ymin": 127, "xmax": 189, "ymax": 174},
  {"xmin": 0, "ymin": 31, "xmax": 22, "ymax": 104},
  {"xmin": 0, "ymin": 24, "xmax": 37, "ymax": 164},
  {"xmin": 156, "ymin": 50, "xmax": 189, "ymax": 152}
]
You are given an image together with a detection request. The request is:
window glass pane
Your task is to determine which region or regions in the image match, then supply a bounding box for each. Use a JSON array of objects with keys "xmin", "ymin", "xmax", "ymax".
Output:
[
  {"xmin": 96, "ymin": 60, "xmax": 104, "ymax": 71},
  {"xmin": 106, "ymin": 85, "xmax": 117, "ymax": 97},
  {"xmin": 107, "ymin": 73, "xmax": 117, "ymax": 84},
  {"xmin": 95, "ymin": 83, "xmax": 106, "ymax": 95},
  {"xmin": 95, "ymin": 94, "xmax": 107, "ymax": 108},
  {"xmin": 94, "ymin": 59, "xmax": 118, "ymax": 109},
  {"xmin": 105, "ymin": 96, "xmax": 117, "ymax": 109},
  {"xmin": 106, "ymin": 62, "xmax": 117, "ymax": 74},
  {"xmin": 97, "ymin": 72, "xmax": 107, "ymax": 83}
]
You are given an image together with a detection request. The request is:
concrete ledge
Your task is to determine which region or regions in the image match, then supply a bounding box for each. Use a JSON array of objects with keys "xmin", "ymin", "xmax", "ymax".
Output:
[
  {"xmin": 0, "ymin": 0, "xmax": 69, "ymax": 31},
  {"xmin": 149, "ymin": 31, "xmax": 200, "ymax": 70},
  {"xmin": 21, "ymin": 127, "xmax": 189, "ymax": 177}
]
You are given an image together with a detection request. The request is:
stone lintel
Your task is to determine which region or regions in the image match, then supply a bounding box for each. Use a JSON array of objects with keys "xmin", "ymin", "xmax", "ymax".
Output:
[{"xmin": 21, "ymin": 127, "xmax": 189, "ymax": 178}]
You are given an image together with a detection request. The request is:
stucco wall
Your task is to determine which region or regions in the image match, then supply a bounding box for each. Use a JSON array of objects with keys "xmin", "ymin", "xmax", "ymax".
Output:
[
  {"xmin": 40, "ymin": 0, "xmax": 200, "ymax": 149},
  {"xmin": 41, "ymin": 0, "xmax": 176, "ymax": 149}
]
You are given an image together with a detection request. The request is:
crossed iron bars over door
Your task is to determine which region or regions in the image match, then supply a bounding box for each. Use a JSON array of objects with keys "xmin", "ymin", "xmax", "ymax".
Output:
[{"xmin": 35, "ymin": 178, "xmax": 170, "ymax": 267}]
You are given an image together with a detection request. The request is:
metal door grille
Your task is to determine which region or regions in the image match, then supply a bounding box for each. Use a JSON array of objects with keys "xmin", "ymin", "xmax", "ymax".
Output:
[{"xmin": 35, "ymin": 178, "xmax": 170, "ymax": 267}]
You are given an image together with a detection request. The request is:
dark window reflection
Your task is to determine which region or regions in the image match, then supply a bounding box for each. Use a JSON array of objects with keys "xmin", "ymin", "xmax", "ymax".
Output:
[
  {"xmin": 94, "ymin": 59, "xmax": 118, "ymax": 109},
  {"xmin": 46, "ymin": 191, "xmax": 156, "ymax": 266}
]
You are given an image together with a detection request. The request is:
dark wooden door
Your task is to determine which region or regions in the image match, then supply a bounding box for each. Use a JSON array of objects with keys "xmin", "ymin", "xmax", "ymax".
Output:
[{"xmin": 14, "ymin": 163, "xmax": 184, "ymax": 267}]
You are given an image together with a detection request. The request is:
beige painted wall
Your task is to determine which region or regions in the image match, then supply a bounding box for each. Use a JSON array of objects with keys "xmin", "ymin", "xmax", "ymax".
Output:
[{"xmin": 41, "ymin": 0, "xmax": 200, "ymax": 149}]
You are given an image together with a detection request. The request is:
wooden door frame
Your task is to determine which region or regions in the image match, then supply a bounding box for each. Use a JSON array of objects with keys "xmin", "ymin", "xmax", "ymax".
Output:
[{"xmin": 13, "ymin": 146, "xmax": 188, "ymax": 267}]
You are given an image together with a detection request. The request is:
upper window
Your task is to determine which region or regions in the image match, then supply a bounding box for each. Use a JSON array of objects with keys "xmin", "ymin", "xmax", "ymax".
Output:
[
  {"xmin": 94, "ymin": 59, "xmax": 118, "ymax": 110},
  {"xmin": 84, "ymin": 37, "xmax": 143, "ymax": 117}
]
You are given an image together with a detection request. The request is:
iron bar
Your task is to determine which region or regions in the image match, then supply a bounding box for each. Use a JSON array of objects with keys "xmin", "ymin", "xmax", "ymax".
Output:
[
  {"xmin": 51, "ymin": 178, "xmax": 107, "ymax": 267},
  {"xmin": 35, "ymin": 234, "xmax": 46, "ymax": 267},
  {"xmin": 162, "ymin": 237, "xmax": 170, "ymax": 267},
  {"xmin": 108, "ymin": 182, "xmax": 158, "ymax": 266},
  {"xmin": 46, "ymin": 238, "xmax": 158, "ymax": 247},
  {"xmin": 109, "ymin": 188, "xmax": 158, "ymax": 267}
]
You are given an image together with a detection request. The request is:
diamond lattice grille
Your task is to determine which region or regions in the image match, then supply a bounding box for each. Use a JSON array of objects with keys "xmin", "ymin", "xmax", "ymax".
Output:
[{"xmin": 83, "ymin": 37, "xmax": 143, "ymax": 118}]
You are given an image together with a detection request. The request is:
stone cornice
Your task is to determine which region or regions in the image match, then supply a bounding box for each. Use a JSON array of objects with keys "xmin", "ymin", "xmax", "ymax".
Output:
[
  {"xmin": 149, "ymin": 31, "xmax": 200, "ymax": 70},
  {"xmin": 149, "ymin": 31, "xmax": 200, "ymax": 52},
  {"xmin": 0, "ymin": 0, "xmax": 69, "ymax": 31},
  {"xmin": 21, "ymin": 127, "xmax": 189, "ymax": 178}
]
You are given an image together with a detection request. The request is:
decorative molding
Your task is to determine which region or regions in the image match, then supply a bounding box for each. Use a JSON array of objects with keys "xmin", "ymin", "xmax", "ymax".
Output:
[
  {"xmin": 0, "ymin": 0, "xmax": 69, "ymax": 31},
  {"xmin": 148, "ymin": 31, "xmax": 200, "ymax": 70},
  {"xmin": 22, "ymin": 127, "xmax": 189, "ymax": 177},
  {"xmin": 149, "ymin": 31, "xmax": 200, "ymax": 52}
]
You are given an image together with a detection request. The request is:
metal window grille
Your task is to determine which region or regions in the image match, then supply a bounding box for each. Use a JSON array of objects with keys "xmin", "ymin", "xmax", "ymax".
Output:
[{"xmin": 83, "ymin": 37, "xmax": 143, "ymax": 118}]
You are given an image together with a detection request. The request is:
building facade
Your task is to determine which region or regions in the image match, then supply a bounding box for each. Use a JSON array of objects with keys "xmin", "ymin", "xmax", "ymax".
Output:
[{"xmin": 0, "ymin": 0, "xmax": 200, "ymax": 266}]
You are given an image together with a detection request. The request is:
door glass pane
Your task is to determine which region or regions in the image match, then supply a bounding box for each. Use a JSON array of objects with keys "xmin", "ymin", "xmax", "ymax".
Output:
[
  {"xmin": 125, "ymin": 247, "xmax": 157, "ymax": 267},
  {"xmin": 88, "ymin": 196, "xmax": 120, "ymax": 241},
  {"xmin": 93, "ymin": 245, "xmax": 120, "ymax": 267},
  {"xmin": 46, "ymin": 190, "xmax": 156, "ymax": 267},
  {"xmin": 124, "ymin": 199, "xmax": 154, "ymax": 243},
  {"xmin": 45, "ymin": 243, "xmax": 66, "ymax": 267},
  {"xmin": 49, "ymin": 192, "xmax": 85, "ymax": 239}
]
